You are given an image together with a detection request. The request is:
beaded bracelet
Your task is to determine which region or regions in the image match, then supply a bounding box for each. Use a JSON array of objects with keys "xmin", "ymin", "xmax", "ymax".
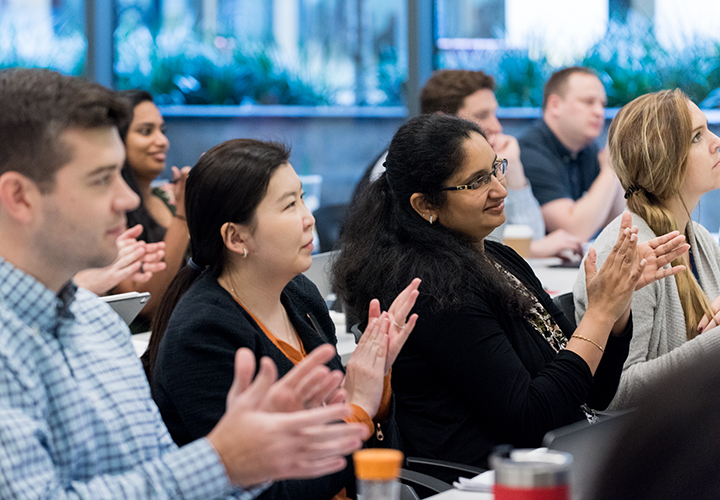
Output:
[{"xmin": 571, "ymin": 334, "xmax": 605, "ymax": 353}]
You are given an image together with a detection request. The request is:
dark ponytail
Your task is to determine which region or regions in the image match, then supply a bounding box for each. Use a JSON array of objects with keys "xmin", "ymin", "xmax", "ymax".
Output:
[{"xmin": 143, "ymin": 139, "xmax": 290, "ymax": 383}]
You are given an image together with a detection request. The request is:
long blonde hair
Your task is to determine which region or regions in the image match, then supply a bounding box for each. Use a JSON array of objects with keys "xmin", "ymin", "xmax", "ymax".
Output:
[{"xmin": 608, "ymin": 89, "xmax": 713, "ymax": 339}]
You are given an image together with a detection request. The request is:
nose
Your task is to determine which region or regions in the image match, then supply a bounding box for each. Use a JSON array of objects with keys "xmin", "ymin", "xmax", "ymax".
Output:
[
  {"xmin": 709, "ymin": 131, "xmax": 720, "ymax": 153},
  {"xmin": 486, "ymin": 115, "xmax": 503, "ymax": 135},
  {"xmin": 488, "ymin": 171, "xmax": 507, "ymax": 198},
  {"xmin": 302, "ymin": 200, "xmax": 315, "ymax": 229},
  {"xmin": 593, "ymin": 101, "xmax": 604, "ymax": 117},
  {"xmin": 154, "ymin": 129, "xmax": 170, "ymax": 150},
  {"xmin": 115, "ymin": 173, "xmax": 141, "ymax": 213}
]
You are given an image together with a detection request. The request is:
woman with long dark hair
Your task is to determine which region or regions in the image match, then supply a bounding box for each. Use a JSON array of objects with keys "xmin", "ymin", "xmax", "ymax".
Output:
[
  {"xmin": 144, "ymin": 138, "xmax": 419, "ymax": 499},
  {"xmin": 332, "ymin": 113, "xmax": 688, "ymax": 474},
  {"xmin": 574, "ymin": 89, "xmax": 720, "ymax": 409},
  {"xmin": 111, "ymin": 90, "xmax": 190, "ymax": 331}
]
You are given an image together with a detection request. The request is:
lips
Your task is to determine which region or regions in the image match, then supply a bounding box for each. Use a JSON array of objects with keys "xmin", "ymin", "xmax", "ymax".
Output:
[{"xmin": 485, "ymin": 201, "xmax": 505, "ymax": 213}]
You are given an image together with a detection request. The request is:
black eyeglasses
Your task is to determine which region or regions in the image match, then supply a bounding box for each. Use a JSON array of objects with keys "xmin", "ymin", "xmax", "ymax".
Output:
[{"xmin": 440, "ymin": 158, "xmax": 508, "ymax": 192}]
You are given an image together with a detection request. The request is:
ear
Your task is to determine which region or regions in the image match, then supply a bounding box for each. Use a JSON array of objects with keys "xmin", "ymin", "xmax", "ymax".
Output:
[
  {"xmin": 220, "ymin": 222, "xmax": 250, "ymax": 256},
  {"xmin": 409, "ymin": 193, "xmax": 438, "ymax": 224},
  {"xmin": 545, "ymin": 94, "xmax": 563, "ymax": 118},
  {"xmin": 0, "ymin": 172, "xmax": 42, "ymax": 224}
]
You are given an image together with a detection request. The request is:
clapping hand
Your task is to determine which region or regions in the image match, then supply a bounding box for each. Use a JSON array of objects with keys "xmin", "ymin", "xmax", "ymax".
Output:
[{"xmin": 367, "ymin": 278, "xmax": 421, "ymax": 375}]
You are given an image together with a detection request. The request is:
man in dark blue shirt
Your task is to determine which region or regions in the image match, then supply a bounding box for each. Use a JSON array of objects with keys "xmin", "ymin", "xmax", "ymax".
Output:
[{"xmin": 520, "ymin": 67, "xmax": 625, "ymax": 241}]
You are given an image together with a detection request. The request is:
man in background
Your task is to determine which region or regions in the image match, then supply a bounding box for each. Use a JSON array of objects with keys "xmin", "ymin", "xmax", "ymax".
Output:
[
  {"xmin": 0, "ymin": 68, "xmax": 365, "ymax": 498},
  {"xmin": 520, "ymin": 67, "xmax": 625, "ymax": 241}
]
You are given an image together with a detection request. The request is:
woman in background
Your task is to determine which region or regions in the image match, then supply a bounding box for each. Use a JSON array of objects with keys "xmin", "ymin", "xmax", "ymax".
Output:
[
  {"xmin": 111, "ymin": 90, "xmax": 190, "ymax": 331},
  {"xmin": 145, "ymin": 138, "xmax": 419, "ymax": 499},
  {"xmin": 332, "ymin": 113, "xmax": 687, "ymax": 476},
  {"xmin": 574, "ymin": 89, "xmax": 720, "ymax": 409}
]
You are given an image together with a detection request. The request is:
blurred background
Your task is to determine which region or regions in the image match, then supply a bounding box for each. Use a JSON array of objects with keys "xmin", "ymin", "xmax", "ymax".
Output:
[{"xmin": 2, "ymin": 0, "xmax": 720, "ymax": 216}]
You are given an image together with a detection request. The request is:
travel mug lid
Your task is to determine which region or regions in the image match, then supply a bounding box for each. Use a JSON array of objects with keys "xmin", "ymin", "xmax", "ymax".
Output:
[
  {"xmin": 492, "ymin": 448, "xmax": 572, "ymax": 487},
  {"xmin": 353, "ymin": 449, "xmax": 404, "ymax": 480}
]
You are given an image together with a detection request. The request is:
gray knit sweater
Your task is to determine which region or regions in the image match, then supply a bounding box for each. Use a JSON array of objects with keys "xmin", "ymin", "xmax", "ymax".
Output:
[{"xmin": 573, "ymin": 213, "xmax": 720, "ymax": 410}]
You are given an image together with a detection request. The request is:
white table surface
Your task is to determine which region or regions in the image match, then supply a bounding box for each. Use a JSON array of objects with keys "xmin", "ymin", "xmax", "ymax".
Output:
[
  {"xmin": 527, "ymin": 258, "xmax": 580, "ymax": 298},
  {"xmin": 427, "ymin": 489, "xmax": 493, "ymax": 499}
]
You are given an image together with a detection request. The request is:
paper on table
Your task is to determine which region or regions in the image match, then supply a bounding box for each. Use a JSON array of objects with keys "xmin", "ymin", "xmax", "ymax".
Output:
[{"xmin": 453, "ymin": 470, "xmax": 494, "ymax": 492}]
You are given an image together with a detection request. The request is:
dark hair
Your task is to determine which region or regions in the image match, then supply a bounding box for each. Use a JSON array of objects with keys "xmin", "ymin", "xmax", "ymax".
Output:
[
  {"xmin": 541, "ymin": 66, "xmax": 599, "ymax": 111},
  {"xmin": 590, "ymin": 351, "xmax": 720, "ymax": 500},
  {"xmin": 117, "ymin": 90, "xmax": 167, "ymax": 243},
  {"xmin": 332, "ymin": 113, "xmax": 530, "ymax": 324},
  {"xmin": 143, "ymin": 139, "xmax": 291, "ymax": 380},
  {"xmin": 0, "ymin": 68, "xmax": 129, "ymax": 192},
  {"xmin": 420, "ymin": 70, "xmax": 496, "ymax": 115}
]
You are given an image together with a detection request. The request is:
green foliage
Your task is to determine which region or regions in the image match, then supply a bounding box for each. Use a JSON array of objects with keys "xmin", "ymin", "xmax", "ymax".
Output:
[
  {"xmin": 441, "ymin": 14, "xmax": 720, "ymax": 108},
  {"xmin": 581, "ymin": 15, "xmax": 720, "ymax": 107},
  {"xmin": 115, "ymin": 22, "xmax": 332, "ymax": 105}
]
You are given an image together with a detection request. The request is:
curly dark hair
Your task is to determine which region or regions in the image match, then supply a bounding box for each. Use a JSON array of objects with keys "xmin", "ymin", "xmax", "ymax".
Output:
[{"xmin": 332, "ymin": 113, "xmax": 531, "ymax": 324}]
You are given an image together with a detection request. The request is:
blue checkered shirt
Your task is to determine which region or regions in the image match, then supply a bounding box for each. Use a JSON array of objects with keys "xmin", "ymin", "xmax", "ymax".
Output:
[{"xmin": 0, "ymin": 258, "xmax": 262, "ymax": 499}]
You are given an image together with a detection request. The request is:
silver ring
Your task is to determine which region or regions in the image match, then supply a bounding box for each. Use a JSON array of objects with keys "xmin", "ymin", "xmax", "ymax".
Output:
[{"xmin": 393, "ymin": 320, "xmax": 405, "ymax": 329}]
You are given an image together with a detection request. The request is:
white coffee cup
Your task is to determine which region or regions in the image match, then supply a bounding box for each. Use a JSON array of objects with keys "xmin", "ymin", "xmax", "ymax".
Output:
[{"xmin": 503, "ymin": 224, "xmax": 534, "ymax": 259}]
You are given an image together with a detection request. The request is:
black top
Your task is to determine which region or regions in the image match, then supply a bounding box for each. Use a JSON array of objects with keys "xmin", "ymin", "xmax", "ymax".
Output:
[
  {"xmin": 151, "ymin": 272, "xmax": 382, "ymax": 499},
  {"xmin": 519, "ymin": 120, "xmax": 601, "ymax": 206},
  {"xmin": 392, "ymin": 241, "xmax": 631, "ymax": 475}
]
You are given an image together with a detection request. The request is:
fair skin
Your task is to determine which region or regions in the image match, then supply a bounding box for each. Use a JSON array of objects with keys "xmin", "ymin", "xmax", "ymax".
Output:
[
  {"xmin": 457, "ymin": 88, "xmax": 583, "ymax": 257},
  {"xmin": 541, "ymin": 72, "xmax": 625, "ymax": 240},
  {"xmin": 74, "ymin": 224, "xmax": 167, "ymax": 295},
  {"xmin": 217, "ymin": 163, "xmax": 420, "ymax": 419},
  {"xmin": 112, "ymin": 101, "xmax": 190, "ymax": 318},
  {"xmin": 670, "ymin": 101, "xmax": 720, "ymax": 333},
  {"xmin": 410, "ymin": 133, "xmax": 689, "ymax": 373},
  {"xmin": 0, "ymin": 126, "xmax": 368, "ymax": 488}
]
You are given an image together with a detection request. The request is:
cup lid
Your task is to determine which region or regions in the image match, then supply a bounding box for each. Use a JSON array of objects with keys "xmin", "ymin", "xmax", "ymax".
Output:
[{"xmin": 353, "ymin": 449, "xmax": 404, "ymax": 480}]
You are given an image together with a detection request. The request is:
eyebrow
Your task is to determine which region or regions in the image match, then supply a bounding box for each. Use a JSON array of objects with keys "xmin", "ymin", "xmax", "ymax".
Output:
[
  {"xmin": 692, "ymin": 122, "xmax": 706, "ymax": 134},
  {"xmin": 459, "ymin": 155, "xmax": 497, "ymax": 185},
  {"xmin": 85, "ymin": 165, "xmax": 117, "ymax": 179},
  {"xmin": 276, "ymin": 187, "xmax": 304, "ymax": 203}
]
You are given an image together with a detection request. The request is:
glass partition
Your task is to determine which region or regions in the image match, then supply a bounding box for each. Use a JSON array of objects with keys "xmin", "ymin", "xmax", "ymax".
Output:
[
  {"xmin": 0, "ymin": 0, "xmax": 86, "ymax": 75},
  {"xmin": 435, "ymin": 0, "xmax": 720, "ymax": 108},
  {"xmin": 115, "ymin": 0, "xmax": 407, "ymax": 106}
]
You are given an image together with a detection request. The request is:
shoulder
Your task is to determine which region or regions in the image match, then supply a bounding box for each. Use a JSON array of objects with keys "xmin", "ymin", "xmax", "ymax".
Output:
[
  {"xmin": 284, "ymin": 274, "xmax": 327, "ymax": 313},
  {"xmin": 692, "ymin": 222, "xmax": 719, "ymax": 248},
  {"xmin": 165, "ymin": 272, "xmax": 250, "ymax": 340},
  {"xmin": 72, "ymin": 288, "xmax": 134, "ymax": 349},
  {"xmin": 486, "ymin": 240, "xmax": 535, "ymax": 279}
]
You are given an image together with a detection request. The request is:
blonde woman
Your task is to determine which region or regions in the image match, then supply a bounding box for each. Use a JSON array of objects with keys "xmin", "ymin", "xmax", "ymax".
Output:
[{"xmin": 574, "ymin": 89, "xmax": 720, "ymax": 409}]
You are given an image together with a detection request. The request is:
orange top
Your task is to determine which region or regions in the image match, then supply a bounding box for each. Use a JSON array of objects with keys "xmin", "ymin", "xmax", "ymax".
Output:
[
  {"xmin": 353, "ymin": 449, "xmax": 404, "ymax": 480},
  {"xmin": 238, "ymin": 301, "xmax": 393, "ymax": 500}
]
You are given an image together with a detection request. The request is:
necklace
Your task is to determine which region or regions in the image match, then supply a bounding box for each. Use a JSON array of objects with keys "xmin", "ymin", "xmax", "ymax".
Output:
[{"xmin": 222, "ymin": 277, "xmax": 300, "ymax": 350}]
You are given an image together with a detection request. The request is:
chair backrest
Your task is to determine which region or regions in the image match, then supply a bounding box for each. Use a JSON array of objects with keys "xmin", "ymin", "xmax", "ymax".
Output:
[
  {"xmin": 552, "ymin": 291, "xmax": 576, "ymax": 329},
  {"xmin": 302, "ymin": 250, "xmax": 338, "ymax": 303},
  {"xmin": 399, "ymin": 469, "xmax": 453, "ymax": 498},
  {"xmin": 313, "ymin": 203, "xmax": 348, "ymax": 253}
]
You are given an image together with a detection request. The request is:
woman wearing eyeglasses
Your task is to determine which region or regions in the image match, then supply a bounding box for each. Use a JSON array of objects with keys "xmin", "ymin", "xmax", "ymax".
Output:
[{"xmin": 332, "ymin": 114, "xmax": 688, "ymax": 474}]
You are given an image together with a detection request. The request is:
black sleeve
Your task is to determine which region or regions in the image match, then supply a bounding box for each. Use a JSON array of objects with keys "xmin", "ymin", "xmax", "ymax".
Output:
[
  {"xmin": 411, "ymin": 296, "xmax": 594, "ymax": 446},
  {"xmin": 519, "ymin": 139, "xmax": 572, "ymax": 206},
  {"xmin": 586, "ymin": 317, "xmax": 633, "ymax": 409}
]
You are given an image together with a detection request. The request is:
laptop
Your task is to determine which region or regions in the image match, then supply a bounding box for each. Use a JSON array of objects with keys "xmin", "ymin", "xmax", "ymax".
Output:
[
  {"xmin": 542, "ymin": 410, "xmax": 633, "ymax": 500},
  {"xmin": 101, "ymin": 291, "xmax": 151, "ymax": 325}
]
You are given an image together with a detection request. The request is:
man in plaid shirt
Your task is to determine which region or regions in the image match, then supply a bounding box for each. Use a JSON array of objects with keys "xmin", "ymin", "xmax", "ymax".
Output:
[{"xmin": 0, "ymin": 68, "xmax": 366, "ymax": 499}]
